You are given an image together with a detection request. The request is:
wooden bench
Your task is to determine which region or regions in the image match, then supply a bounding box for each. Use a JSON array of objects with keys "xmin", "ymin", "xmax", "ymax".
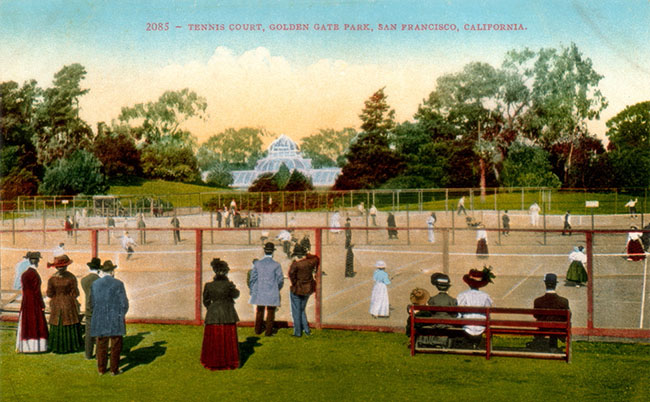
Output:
[{"xmin": 408, "ymin": 305, "xmax": 571, "ymax": 362}]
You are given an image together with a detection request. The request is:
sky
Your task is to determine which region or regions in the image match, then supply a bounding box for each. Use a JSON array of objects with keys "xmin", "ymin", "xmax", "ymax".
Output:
[{"xmin": 2, "ymin": 0, "xmax": 649, "ymax": 145}]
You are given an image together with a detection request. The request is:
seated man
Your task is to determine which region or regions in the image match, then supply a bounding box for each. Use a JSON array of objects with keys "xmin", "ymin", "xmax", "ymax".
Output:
[
  {"xmin": 528, "ymin": 273, "xmax": 570, "ymax": 352},
  {"xmin": 424, "ymin": 273, "xmax": 459, "ymax": 348}
]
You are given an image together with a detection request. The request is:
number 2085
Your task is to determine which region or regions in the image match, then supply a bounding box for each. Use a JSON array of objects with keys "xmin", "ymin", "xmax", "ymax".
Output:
[{"xmin": 146, "ymin": 22, "xmax": 169, "ymax": 31}]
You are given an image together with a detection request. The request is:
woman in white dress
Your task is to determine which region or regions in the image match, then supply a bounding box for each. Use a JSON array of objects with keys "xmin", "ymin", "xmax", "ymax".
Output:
[
  {"xmin": 426, "ymin": 212, "xmax": 436, "ymax": 243},
  {"xmin": 329, "ymin": 211, "xmax": 342, "ymax": 233},
  {"xmin": 369, "ymin": 261, "xmax": 391, "ymax": 318}
]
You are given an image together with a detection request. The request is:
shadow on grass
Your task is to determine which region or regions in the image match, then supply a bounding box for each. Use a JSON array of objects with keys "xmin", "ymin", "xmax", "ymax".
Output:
[
  {"xmin": 238, "ymin": 336, "xmax": 262, "ymax": 368},
  {"xmin": 119, "ymin": 332, "xmax": 167, "ymax": 373}
]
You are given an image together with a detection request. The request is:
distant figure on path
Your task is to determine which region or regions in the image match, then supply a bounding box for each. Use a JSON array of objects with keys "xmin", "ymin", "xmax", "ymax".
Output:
[
  {"xmin": 65, "ymin": 216, "xmax": 73, "ymax": 237},
  {"xmin": 625, "ymin": 198, "xmax": 638, "ymax": 217},
  {"xmin": 529, "ymin": 202, "xmax": 541, "ymax": 226},
  {"xmin": 457, "ymin": 196, "xmax": 467, "ymax": 216},
  {"xmin": 562, "ymin": 211, "xmax": 572, "ymax": 236},
  {"xmin": 426, "ymin": 212, "xmax": 436, "ymax": 243},
  {"xmin": 330, "ymin": 211, "xmax": 342, "ymax": 233},
  {"xmin": 476, "ymin": 225, "xmax": 489, "ymax": 258},
  {"xmin": 387, "ymin": 212, "xmax": 398, "ymax": 239},
  {"xmin": 137, "ymin": 214, "xmax": 146, "ymax": 245},
  {"xmin": 502, "ymin": 210, "xmax": 510, "ymax": 236},
  {"xmin": 626, "ymin": 226, "xmax": 646, "ymax": 262},
  {"xmin": 369, "ymin": 204, "xmax": 378, "ymax": 226},
  {"xmin": 171, "ymin": 215, "xmax": 181, "ymax": 243},
  {"xmin": 345, "ymin": 245, "xmax": 356, "ymax": 278}
]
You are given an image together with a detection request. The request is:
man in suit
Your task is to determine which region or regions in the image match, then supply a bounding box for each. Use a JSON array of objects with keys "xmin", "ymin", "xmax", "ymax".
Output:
[
  {"xmin": 288, "ymin": 244, "xmax": 319, "ymax": 337},
  {"xmin": 81, "ymin": 257, "xmax": 101, "ymax": 359},
  {"xmin": 249, "ymin": 242, "xmax": 284, "ymax": 336},
  {"xmin": 91, "ymin": 260, "xmax": 129, "ymax": 375},
  {"xmin": 528, "ymin": 273, "xmax": 570, "ymax": 352}
]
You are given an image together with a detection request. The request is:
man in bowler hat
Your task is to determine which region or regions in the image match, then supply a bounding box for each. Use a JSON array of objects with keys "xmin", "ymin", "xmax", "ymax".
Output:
[
  {"xmin": 249, "ymin": 242, "xmax": 284, "ymax": 336},
  {"xmin": 81, "ymin": 257, "xmax": 101, "ymax": 359},
  {"xmin": 528, "ymin": 273, "xmax": 570, "ymax": 352},
  {"xmin": 91, "ymin": 260, "xmax": 129, "ymax": 375}
]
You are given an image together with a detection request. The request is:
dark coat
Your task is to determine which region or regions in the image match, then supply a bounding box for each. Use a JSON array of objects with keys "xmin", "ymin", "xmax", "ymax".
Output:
[
  {"xmin": 81, "ymin": 273, "xmax": 100, "ymax": 315},
  {"xmin": 533, "ymin": 292, "xmax": 569, "ymax": 321},
  {"xmin": 288, "ymin": 254, "xmax": 319, "ymax": 296},
  {"xmin": 47, "ymin": 270, "xmax": 80, "ymax": 326},
  {"xmin": 20, "ymin": 267, "xmax": 49, "ymax": 339},
  {"xmin": 203, "ymin": 278, "xmax": 240, "ymax": 324},
  {"xmin": 90, "ymin": 275, "xmax": 129, "ymax": 337},
  {"xmin": 427, "ymin": 292, "xmax": 458, "ymax": 318}
]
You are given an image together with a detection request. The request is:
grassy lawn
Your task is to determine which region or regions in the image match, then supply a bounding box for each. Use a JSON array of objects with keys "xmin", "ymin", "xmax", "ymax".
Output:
[{"xmin": 2, "ymin": 323, "xmax": 649, "ymax": 401}]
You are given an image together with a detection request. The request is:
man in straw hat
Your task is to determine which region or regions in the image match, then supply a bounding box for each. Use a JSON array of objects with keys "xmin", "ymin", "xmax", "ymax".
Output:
[
  {"xmin": 249, "ymin": 242, "xmax": 284, "ymax": 336},
  {"xmin": 456, "ymin": 266, "xmax": 495, "ymax": 348},
  {"xmin": 81, "ymin": 257, "xmax": 101, "ymax": 359},
  {"xmin": 288, "ymin": 244, "xmax": 320, "ymax": 337},
  {"xmin": 527, "ymin": 273, "xmax": 570, "ymax": 352},
  {"xmin": 91, "ymin": 260, "xmax": 129, "ymax": 375}
]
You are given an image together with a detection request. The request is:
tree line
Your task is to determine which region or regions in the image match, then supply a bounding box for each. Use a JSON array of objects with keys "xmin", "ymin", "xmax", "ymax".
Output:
[{"xmin": 1, "ymin": 43, "xmax": 648, "ymax": 201}]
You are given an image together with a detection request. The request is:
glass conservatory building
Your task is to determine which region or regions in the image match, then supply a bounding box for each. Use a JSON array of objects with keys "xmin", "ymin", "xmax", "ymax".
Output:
[{"xmin": 230, "ymin": 134, "xmax": 341, "ymax": 188}]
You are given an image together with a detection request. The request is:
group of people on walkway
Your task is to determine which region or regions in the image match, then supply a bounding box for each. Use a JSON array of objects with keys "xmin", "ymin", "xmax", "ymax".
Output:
[{"xmin": 14, "ymin": 252, "xmax": 129, "ymax": 376}]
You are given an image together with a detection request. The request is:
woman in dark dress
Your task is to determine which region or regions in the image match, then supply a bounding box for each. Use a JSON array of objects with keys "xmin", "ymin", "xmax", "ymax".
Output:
[
  {"xmin": 46, "ymin": 254, "xmax": 83, "ymax": 353},
  {"xmin": 201, "ymin": 258, "xmax": 240, "ymax": 370},
  {"xmin": 16, "ymin": 252, "xmax": 49, "ymax": 353}
]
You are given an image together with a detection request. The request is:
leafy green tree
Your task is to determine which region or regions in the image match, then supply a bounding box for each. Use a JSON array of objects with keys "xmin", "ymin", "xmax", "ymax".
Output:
[
  {"xmin": 39, "ymin": 150, "xmax": 108, "ymax": 195},
  {"xmin": 334, "ymin": 88, "xmax": 404, "ymax": 189},
  {"xmin": 505, "ymin": 43, "xmax": 608, "ymax": 183},
  {"xmin": 35, "ymin": 64, "xmax": 93, "ymax": 165},
  {"xmin": 300, "ymin": 128, "xmax": 357, "ymax": 168},
  {"xmin": 248, "ymin": 173, "xmax": 279, "ymax": 192},
  {"xmin": 501, "ymin": 141, "xmax": 561, "ymax": 188},
  {"xmin": 1, "ymin": 80, "xmax": 43, "ymax": 198},
  {"xmin": 284, "ymin": 169, "xmax": 314, "ymax": 191},
  {"xmin": 92, "ymin": 122, "xmax": 141, "ymax": 182},
  {"xmin": 205, "ymin": 164, "xmax": 234, "ymax": 188},
  {"xmin": 203, "ymin": 127, "xmax": 268, "ymax": 169},
  {"xmin": 272, "ymin": 163, "xmax": 291, "ymax": 189},
  {"xmin": 196, "ymin": 144, "xmax": 220, "ymax": 171},
  {"xmin": 118, "ymin": 88, "xmax": 206, "ymax": 146},
  {"xmin": 606, "ymin": 101, "xmax": 650, "ymax": 188},
  {"xmin": 140, "ymin": 139, "xmax": 200, "ymax": 182}
]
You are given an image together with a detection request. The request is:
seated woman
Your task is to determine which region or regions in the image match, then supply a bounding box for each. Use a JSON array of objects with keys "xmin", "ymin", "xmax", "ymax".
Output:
[
  {"xmin": 456, "ymin": 266, "xmax": 495, "ymax": 349},
  {"xmin": 405, "ymin": 287, "xmax": 430, "ymax": 338}
]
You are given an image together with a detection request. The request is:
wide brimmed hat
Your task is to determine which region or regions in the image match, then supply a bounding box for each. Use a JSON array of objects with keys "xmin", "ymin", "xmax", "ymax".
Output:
[
  {"xmin": 291, "ymin": 244, "xmax": 306, "ymax": 258},
  {"xmin": 47, "ymin": 254, "xmax": 73, "ymax": 269},
  {"xmin": 462, "ymin": 266, "xmax": 495, "ymax": 289},
  {"xmin": 375, "ymin": 260, "xmax": 387, "ymax": 269},
  {"xmin": 409, "ymin": 288, "xmax": 430, "ymax": 305},
  {"xmin": 100, "ymin": 260, "xmax": 118, "ymax": 272},
  {"xmin": 210, "ymin": 258, "xmax": 229, "ymax": 275},
  {"xmin": 24, "ymin": 251, "xmax": 42, "ymax": 260},
  {"xmin": 87, "ymin": 257, "xmax": 102, "ymax": 271},
  {"xmin": 263, "ymin": 242, "xmax": 275, "ymax": 253},
  {"xmin": 430, "ymin": 272, "xmax": 451, "ymax": 291}
]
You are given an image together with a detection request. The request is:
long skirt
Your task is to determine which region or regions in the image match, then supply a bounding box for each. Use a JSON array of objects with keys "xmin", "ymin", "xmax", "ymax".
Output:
[
  {"xmin": 16, "ymin": 312, "xmax": 48, "ymax": 353},
  {"xmin": 49, "ymin": 321, "xmax": 83, "ymax": 354},
  {"xmin": 369, "ymin": 282, "xmax": 389, "ymax": 317},
  {"xmin": 476, "ymin": 239, "xmax": 489, "ymax": 258},
  {"xmin": 201, "ymin": 324, "xmax": 239, "ymax": 370},
  {"xmin": 627, "ymin": 240, "xmax": 646, "ymax": 261},
  {"xmin": 566, "ymin": 261, "xmax": 588, "ymax": 284}
]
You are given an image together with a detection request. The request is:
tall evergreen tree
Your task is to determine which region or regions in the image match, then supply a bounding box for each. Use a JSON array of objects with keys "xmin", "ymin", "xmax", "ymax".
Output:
[{"xmin": 334, "ymin": 88, "xmax": 404, "ymax": 189}]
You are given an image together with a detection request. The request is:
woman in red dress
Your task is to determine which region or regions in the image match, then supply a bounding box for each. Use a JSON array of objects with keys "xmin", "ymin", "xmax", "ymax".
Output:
[
  {"xmin": 200, "ymin": 258, "xmax": 240, "ymax": 370},
  {"xmin": 16, "ymin": 251, "xmax": 49, "ymax": 353}
]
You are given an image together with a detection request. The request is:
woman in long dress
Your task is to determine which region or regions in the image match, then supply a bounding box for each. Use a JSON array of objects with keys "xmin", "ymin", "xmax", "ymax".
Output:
[
  {"xmin": 330, "ymin": 211, "xmax": 342, "ymax": 233},
  {"xmin": 16, "ymin": 252, "xmax": 48, "ymax": 353},
  {"xmin": 201, "ymin": 258, "xmax": 240, "ymax": 370},
  {"xmin": 426, "ymin": 212, "xmax": 436, "ymax": 243},
  {"xmin": 46, "ymin": 254, "xmax": 83, "ymax": 353},
  {"xmin": 369, "ymin": 261, "xmax": 391, "ymax": 318},
  {"xmin": 476, "ymin": 225, "xmax": 489, "ymax": 258},
  {"xmin": 626, "ymin": 226, "xmax": 646, "ymax": 261},
  {"xmin": 566, "ymin": 246, "xmax": 588, "ymax": 287}
]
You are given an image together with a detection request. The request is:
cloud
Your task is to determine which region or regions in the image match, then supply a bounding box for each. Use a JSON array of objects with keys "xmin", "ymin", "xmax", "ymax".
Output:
[{"xmin": 78, "ymin": 46, "xmax": 444, "ymax": 143}]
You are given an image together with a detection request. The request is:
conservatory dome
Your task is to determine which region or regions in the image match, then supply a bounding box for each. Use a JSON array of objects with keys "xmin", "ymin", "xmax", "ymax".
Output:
[{"xmin": 229, "ymin": 134, "xmax": 340, "ymax": 188}]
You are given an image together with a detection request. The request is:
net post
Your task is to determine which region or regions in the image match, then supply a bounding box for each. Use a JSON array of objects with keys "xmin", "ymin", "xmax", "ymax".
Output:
[
  {"xmin": 91, "ymin": 229, "xmax": 98, "ymax": 258},
  {"xmin": 586, "ymin": 231, "xmax": 594, "ymax": 332},
  {"xmin": 315, "ymin": 228, "xmax": 322, "ymax": 329},
  {"xmin": 195, "ymin": 229, "xmax": 203, "ymax": 324}
]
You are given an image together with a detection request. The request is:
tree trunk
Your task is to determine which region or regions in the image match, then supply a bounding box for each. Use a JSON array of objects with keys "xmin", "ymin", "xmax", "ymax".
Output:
[{"xmin": 479, "ymin": 158, "xmax": 487, "ymax": 201}]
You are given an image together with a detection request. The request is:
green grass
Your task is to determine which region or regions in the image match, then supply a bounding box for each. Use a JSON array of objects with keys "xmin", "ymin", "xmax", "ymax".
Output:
[
  {"xmin": 2, "ymin": 323, "xmax": 650, "ymax": 401},
  {"xmin": 109, "ymin": 180, "xmax": 235, "ymax": 208}
]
